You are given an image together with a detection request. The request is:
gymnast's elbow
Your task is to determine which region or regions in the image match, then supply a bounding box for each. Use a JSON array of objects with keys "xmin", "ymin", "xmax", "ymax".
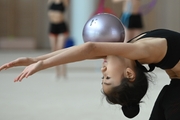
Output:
[{"xmin": 82, "ymin": 42, "xmax": 98, "ymax": 59}]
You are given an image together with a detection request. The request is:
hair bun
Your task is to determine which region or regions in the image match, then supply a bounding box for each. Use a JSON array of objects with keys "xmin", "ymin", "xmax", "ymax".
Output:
[{"xmin": 122, "ymin": 104, "xmax": 140, "ymax": 118}]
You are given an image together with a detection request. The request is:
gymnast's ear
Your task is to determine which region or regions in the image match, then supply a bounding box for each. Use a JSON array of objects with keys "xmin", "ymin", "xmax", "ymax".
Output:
[{"xmin": 125, "ymin": 68, "xmax": 135, "ymax": 82}]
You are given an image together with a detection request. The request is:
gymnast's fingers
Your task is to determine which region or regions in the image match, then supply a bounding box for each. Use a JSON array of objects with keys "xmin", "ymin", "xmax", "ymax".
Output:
[
  {"xmin": 0, "ymin": 60, "xmax": 19, "ymax": 71},
  {"xmin": 14, "ymin": 71, "xmax": 28, "ymax": 82},
  {"xmin": 0, "ymin": 63, "xmax": 11, "ymax": 71},
  {"xmin": 19, "ymin": 72, "xmax": 29, "ymax": 82}
]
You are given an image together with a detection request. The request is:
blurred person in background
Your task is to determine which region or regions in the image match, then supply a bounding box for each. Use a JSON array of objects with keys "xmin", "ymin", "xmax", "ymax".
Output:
[
  {"xmin": 48, "ymin": 0, "xmax": 69, "ymax": 78},
  {"xmin": 112, "ymin": 0, "xmax": 143, "ymax": 42}
]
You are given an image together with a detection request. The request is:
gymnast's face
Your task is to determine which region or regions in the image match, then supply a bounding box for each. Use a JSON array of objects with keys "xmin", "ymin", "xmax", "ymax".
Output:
[{"xmin": 101, "ymin": 55, "xmax": 136, "ymax": 94}]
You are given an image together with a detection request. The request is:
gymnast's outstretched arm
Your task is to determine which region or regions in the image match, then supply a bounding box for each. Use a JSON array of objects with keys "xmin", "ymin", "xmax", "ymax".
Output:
[
  {"xmin": 0, "ymin": 47, "xmax": 72, "ymax": 71},
  {"xmin": 13, "ymin": 42, "xmax": 105, "ymax": 82},
  {"xmin": 29, "ymin": 41, "xmax": 149, "ymax": 71},
  {"xmin": 0, "ymin": 42, "xmax": 105, "ymax": 72},
  {"xmin": 1, "ymin": 41, "xmax": 151, "ymax": 82}
]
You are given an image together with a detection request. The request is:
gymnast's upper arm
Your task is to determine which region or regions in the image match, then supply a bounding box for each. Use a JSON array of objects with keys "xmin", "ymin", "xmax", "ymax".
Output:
[{"xmin": 88, "ymin": 42, "xmax": 150, "ymax": 60}]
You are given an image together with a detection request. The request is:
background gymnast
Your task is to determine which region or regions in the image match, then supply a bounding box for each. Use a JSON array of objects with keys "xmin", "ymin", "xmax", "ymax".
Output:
[
  {"xmin": 1, "ymin": 28, "xmax": 180, "ymax": 119},
  {"xmin": 48, "ymin": 0, "xmax": 69, "ymax": 78},
  {"xmin": 112, "ymin": 0, "xmax": 144, "ymax": 42}
]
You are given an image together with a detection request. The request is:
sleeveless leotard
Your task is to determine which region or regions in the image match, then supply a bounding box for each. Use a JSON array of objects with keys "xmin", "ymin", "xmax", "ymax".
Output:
[{"xmin": 130, "ymin": 29, "xmax": 180, "ymax": 70}]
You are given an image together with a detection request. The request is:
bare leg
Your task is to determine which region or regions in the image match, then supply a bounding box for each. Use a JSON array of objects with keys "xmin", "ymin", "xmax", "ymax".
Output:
[
  {"xmin": 132, "ymin": 29, "xmax": 142, "ymax": 37},
  {"xmin": 127, "ymin": 29, "xmax": 135, "ymax": 40},
  {"xmin": 49, "ymin": 34, "xmax": 61, "ymax": 78},
  {"xmin": 56, "ymin": 33, "xmax": 68, "ymax": 78},
  {"xmin": 49, "ymin": 34, "xmax": 57, "ymax": 51},
  {"xmin": 124, "ymin": 27, "xmax": 129, "ymax": 43},
  {"xmin": 124, "ymin": 28, "xmax": 143, "ymax": 42},
  {"xmin": 124, "ymin": 28, "xmax": 134, "ymax": 42}
]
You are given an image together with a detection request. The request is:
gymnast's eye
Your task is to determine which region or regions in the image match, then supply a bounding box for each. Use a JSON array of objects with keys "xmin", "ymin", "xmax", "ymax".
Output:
[
  {"xmin": 106, "ymin": 76, "xmax": 110, "ymax": 79},
  {"xmin": 102, "ymin": 76, "xmax": 110, "ymax": 79}
]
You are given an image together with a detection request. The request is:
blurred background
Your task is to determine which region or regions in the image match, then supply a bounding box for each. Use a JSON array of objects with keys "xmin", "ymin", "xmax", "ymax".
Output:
[
  {"xmin": 0, "ymin": 0, "xmax": 180, "ymax": 120},
  {"xmin": 0, "ymin": 0, "xmax": 179, "ymax": 49}
]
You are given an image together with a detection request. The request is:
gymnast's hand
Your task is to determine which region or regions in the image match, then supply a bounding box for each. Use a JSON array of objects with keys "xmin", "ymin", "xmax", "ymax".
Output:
[
  {"xmin": 0, "ymin": 57, "xmax": 36, "ymax": 71},
  {"xmin": 14, "ymin": 61, "xmax": 43, "ymax": 82}
]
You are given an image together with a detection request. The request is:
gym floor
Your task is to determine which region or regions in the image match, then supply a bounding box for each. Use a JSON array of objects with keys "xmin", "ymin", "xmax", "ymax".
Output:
[{"xmin": 0, "ymin": 50, "xmax": 170, "ymax": 120}]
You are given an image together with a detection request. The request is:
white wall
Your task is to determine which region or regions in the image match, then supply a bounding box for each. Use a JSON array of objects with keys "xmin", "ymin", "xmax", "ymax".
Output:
[{"xmin": 70, "ymin": 0, "xmax": 98, "ymax": 45}]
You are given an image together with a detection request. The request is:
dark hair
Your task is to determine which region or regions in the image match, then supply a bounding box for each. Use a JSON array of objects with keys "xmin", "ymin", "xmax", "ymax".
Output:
[{"xmin": 102, "ymin": 61, "xmax": 151, "ymax": 118}]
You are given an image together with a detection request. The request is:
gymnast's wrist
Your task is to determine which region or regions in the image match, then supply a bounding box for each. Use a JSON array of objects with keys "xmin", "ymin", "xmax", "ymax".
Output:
[
  {"xmin": 38, "ymin": 60, "xmax": 47, "ymax": 71},
  {"xmin": 32, "ymin": 57, "xmax": 39, "ymax": 63},
  {"xmin": 40, "ymin": 59, "xmax": 54, "ymax": 70}
]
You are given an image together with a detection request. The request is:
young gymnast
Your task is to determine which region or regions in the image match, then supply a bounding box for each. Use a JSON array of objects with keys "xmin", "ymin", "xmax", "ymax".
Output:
[
  {"xmin": 112, "ymin": 0, "xmax": 143, "ymax": 42},
  {"xmin": 1, "ymin": 29, "xmax": 180, "ymax": 119},
  {"xmin": 48, "ymin": 0, "xmax": 69, "ymax": 78}
]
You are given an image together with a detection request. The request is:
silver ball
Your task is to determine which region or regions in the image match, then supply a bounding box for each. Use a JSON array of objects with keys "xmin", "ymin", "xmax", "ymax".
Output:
[{"xmin": 82, "ymin": 13, "xmax": 125, "ymax": 42}]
